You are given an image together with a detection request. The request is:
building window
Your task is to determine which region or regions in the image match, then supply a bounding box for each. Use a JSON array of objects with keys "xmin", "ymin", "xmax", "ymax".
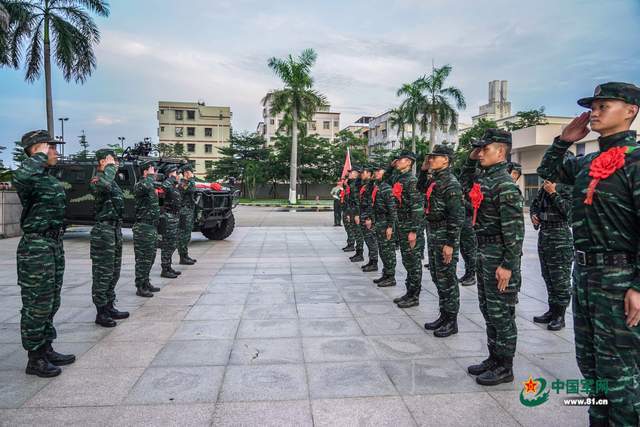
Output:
[
  {"xmin": 269, "ymin": 119, "xmax": 275, "ymax": 125},
  {"xmin": 189, "ymin": 160, "xmax": 196, "ymax": 169},
  {"xmin": 187, "ymin": 143, "xmax": 195, "ymax": 153},
  {"xmin": 334, "ymin": 120, "xmax": 339, "ymax": 128},
  {"xmin": 160, "ymin": 109, "xmax": 164, "ymax": 115},
  {"xmin": 160, "ymin": 126, "xmax": 165, "ymax": 132},
  {"xmin": 205, "ymin": 144, "xmax": 212, "ymax": 153},
  {"xmin": 175, "ymin": 127, "xmax": 184, "ymax": 137},
  {"xmin": 187, "ymin": 127, "xmax": 195, "ymax": 136},
  {"xmin": 187, "ymin": 110, "xmax": 195, "ymax": 120},
  {"xmin": 310, "ymin": 121, "xmax": 317, "ymax": 131},
  {"xmin": 576, "ymin": 143, "xmax": 585, "ymax": 156},
  {"xmin": 205, "ymin": 127, "xmax": 212, "ymax": 137},
  {"xmin": 524, "ymin": 174, "xmax": 541, "ymax": 205},
  {"xmin": 205, "ymin": 160, "xmax": 213, "ymax": 170},
  {"xmin": 175, "ymin": 110, "xmax": 183, "ymax": 120},
  {"xmin": 323, "ymin": 121, "xmax": 330, "ymax": 130},
  {"xmin": 382, "ymin": 129, "xmax": 387, "ymax": 138}
]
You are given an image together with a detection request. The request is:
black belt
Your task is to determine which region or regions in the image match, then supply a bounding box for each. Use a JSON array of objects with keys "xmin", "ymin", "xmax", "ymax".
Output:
[
  {"xmin": 97, "ymin": 220, "xmax": 122, "ymax": 226},
  {"xmin": 476, "ymin": 234, "xmax": 503, "ymax": 245},
  {"xmin": 427, "ymin": 220, "xmax": 447, "ymax": 229},
  {"xmin": 575, "ymin": 251, "xmax": 635, "ymax": 267},
  {"xmin": 27, "ymin": 228, "xmax": 64, "ymax": 240},
  {"xmin": 541, "ymin": 221, "xmax": 568, "ymax": 229}
]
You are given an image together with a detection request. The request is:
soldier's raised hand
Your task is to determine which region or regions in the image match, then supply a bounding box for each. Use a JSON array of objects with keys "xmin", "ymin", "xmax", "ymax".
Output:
[
  {"xmin": 560, "ymin": 112, "xmax": 590, "ymax": 143},
  {"xmin": 624, "ymin": 288, "xmax": 640, "ymax": 327}
]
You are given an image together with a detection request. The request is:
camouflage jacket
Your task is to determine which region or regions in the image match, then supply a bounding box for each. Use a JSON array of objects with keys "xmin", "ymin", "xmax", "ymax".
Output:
[
  {"xmin": 179, "ymin": 178, "xmax": 196, "ymax": 211},
  {"xmin": 530, "ymin": 184, "xmax": 572, "ymax": 224},
  {"xmin": 359, "ymin": 179, "xmax": 375, "ymax": 220},
  {"xmin": 537, "ymin": 130, "xmax": 640, "ymax": 291},
  {"xmin": 461, "ymin": 159, "xmax": 524, "ymax": 271},
  {"xmin": 161, "ymin": 176, "xmax": 182, "ymax": 214},
  {"xmin": 134, "ymin": 175, "xmax": 160, "ymax": 225},
  {"xmin": 373, "ymin": 180, "xmax": 397, "ymax": 228},
  {"xmin": 418, "ymin": 167, "xmax": 465, "ymax": 246},
  {"xmin": 346, "ymin": 179, "xmax": 361, "ymax": 215},
  {"xmin": 90, "ymin": 164, "xmax": 124, "ymax": 222},
  {"xmin": 392, "ymin": 170, "xmax": 424, "ymax": 232},
  {"xmin": 12, "ymin": 152, "xmax": 66, "ymax": 233}
]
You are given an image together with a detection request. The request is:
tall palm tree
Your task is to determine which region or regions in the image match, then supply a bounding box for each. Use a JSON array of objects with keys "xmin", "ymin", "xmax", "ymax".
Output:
[
  {"xmin": 0, "ymin": 3, "xmax": 10, "ymax": 64},
  {"xmin": 420, "ymin": 64, "xmax": 466, "ymax": 152},
  {"xmin": 397, "ymin": 78, "xmax": 427, "ymax": 172},
  {"xmin": 1, "ymin": 0, "xmax": 109, "ymax": 136},
  {"xmin": 388, "ymin": 106, "xmax": 407, "ymax": 143},
  {"xmin": 265, "ymin": 48, "xmax": 327, "ymax": 204}
]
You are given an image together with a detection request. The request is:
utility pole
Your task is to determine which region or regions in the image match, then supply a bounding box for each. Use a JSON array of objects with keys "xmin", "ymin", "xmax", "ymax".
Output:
[
  {"xmin": 118, "ymin": 136, "xmax": 126, "ymax": 151},
  {"xmin": 58, "ymin": 117, "xmax": 68, "ymax": 157}
]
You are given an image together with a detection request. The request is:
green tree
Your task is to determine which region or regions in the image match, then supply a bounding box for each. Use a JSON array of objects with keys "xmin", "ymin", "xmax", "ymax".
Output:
[
  {"xmin": 266, "ymin": 48, "xmax": 328, "ymax": 204},
  {"xmin": 397, "ymin": 78, "xmax": 427, "ymax": 168},
  {"xmin": 388, "ymin": 106, "xmax": 407, "ymax": 140},
  {"xmin": 331, "ymin": 129, "xmax": 367, "ymax": 177},
  {"xmin": 106, "ymin": 143, "xmax": 124, "ymax": 157},
  {"xmin": 1, "ymin": 0, "xmax": 109, "ymax": 136},
  {"xmin": 504, "ymin": 107, "xmax": 548, "ymax": 131},
  {"xmin": 12, "ymin": 141, "xmax": 26, "ymax": 167},
  {"xmin": 452, "ymin": 118, "xmax": 498, "ymax": 176}
]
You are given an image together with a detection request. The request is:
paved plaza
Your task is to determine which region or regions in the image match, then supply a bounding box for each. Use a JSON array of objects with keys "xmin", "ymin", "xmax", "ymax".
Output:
[{"xmin": 0, "ymin": 207, "xmax": 588, "ymax": 426}]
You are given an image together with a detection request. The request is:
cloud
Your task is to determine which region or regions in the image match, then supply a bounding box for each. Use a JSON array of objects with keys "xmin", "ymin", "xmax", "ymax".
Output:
[{"xmin": 94, "ymin": 115, "xmax": 123, "ymax": 126}]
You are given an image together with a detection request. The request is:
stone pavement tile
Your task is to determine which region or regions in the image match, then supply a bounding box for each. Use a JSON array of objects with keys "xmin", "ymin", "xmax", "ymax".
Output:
[
  {"xmin": 229, "ymin": 338, "xmax": 303, "ymax": 365},
  {"xmin": 522, "ymin": 352, "xmax": 582, "ymax": 380},
  {"xmin": 299, "ymin": 318, "xmax": 363, "ymax": 337},
  {"xmin": 219, "ymin": 364, "xmax": 308, "ymax": 402},
  {"xmin": 370, "ymin": 335, "xmax": 450, "ymax": 360},
  {"xmin": 241, "ymin": 304, "xmax": 298, "ymax": 319},
  {"xmin": 24, "ymin": 367, "xmax": 144, "ymax": 407},
  {"xmin": 312, "ymin": 396, "xmax": 416, "ymax": 427},
  {"xmin": 246, "ymin": 292, "xmax": 295, "ymax": 305},
  {"xmin": 340, "ymin": 288, "xmax": 388, "ymax": 303},
  {"xmin": 292, "ymin": 274, "xmax": 333, "ymax": 283},
  {"xmin": 210, "ymin": 274, "xmax": 253, "ymax": 284},
  {"xmin": 302, "ymin": 336, "xmax": 378, "ymax": 363},
  {"xmin": 106, "ymin": 403, "xmax": 215, "ymax": 426},
  {"xmin": 212, "ymin": 400, "xmax": 312, "ymax": 427},
  {"xmin": 0, "ymin": 406, "xmax": 113, "ymax": 426},
  {"xmin": 185, "ymin": 304, "xmax": 244, "ymax": 321},
  {"xmin": 307, "ymin": 361, "xmax": 398, "ymax": 399},
  {"xmin": 102, "ymin": 321, "xmax": 180, "ymax": 343},
  {"xmin": 152, "ymin": 339, "xmax": 233, "ymax": 367},
  {"xmin": 355, "ymin": 316, "xmax": 425, "ymax": 336},
  {"xmin": 0, "ymin": 323, "xmax": 21, "ymax": 343},
  {"xmin": 295, "ymin": 291, "xmax": 344, "ymax": 304},
  {"xmin": 517, "ymin": 329, "xmax": 575, "ymax": 354},
  {"xmin": 125, "ymin": 366, "xmax": 225, "ymax": 404},
  {"xmin": 0, "ymin": 370, "xmax": 52, "ymax": 409},
  {"xmin": 296, "ymin": 303, "xmax": 352, "ymax": 319},
  {"xmin": 348, "ymin": 302, "xmax": 409, "ymax": 318},
  {"xmin": 237, "ymin": 319, "xmax": 300, "ymax": 339},
  {"xmin": 55, "ymin": 322, "xmax": 111, "ymax": 343},
  {"xmin": 53, "ymin": 307, "xmax": 101, "ymax": 323},
  {"xmin": 198, "ymin": 292, "xmax": 249, "ymax": 305},
  {"xmin": 440, "ymin": 332, "xmax": 488, "ymax": 357},
  {"xmin": 382, "ymin": 358, "xmax": 484, "ymax": 395},
  {"xmin": 171, "ymin": 320, "xmax": 240, "ymax": 341},
  {"xmin": 488, "ymin": 390, "xmax": 589, "ymax": 427},
  {"xmin": 403, "ymin": 393, "xmax": 518, "ymax": 426},
  {"xmin": 144, "ymin": 294, "xmax": 203, "ymax": 306},
  {"xmin": 128, "ymin": 304, "xmax": 190, "ymax": 322},
  {"xmin": 74, "ymin": 341, "xmax": 163, "ymax": 368}
]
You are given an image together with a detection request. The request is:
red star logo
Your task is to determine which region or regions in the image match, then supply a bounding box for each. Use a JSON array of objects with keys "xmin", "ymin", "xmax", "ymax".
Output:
[{"xmin": 522, "ymin": 376, "xmax": 539, "ymax": 394}]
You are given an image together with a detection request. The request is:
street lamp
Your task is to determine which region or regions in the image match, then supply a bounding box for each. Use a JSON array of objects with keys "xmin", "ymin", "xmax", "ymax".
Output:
[
  {"xmin": 118, "ymin": 136, "xmax": 125, "ymax": 151},
  {"xmin": 58, "ymin": 117, "xmax": 68, "ymax": 157}
]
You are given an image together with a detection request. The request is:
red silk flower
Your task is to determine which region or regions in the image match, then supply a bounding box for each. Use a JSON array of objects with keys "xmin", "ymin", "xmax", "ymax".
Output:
[
  {"xmin": 392, "ymin": 182, "xmax": 403, "ymax": 206},
  {"xmin": 584, "ymin": 146, "xmax": 628, "ymax": 205},
  {"xmin": 359, "ymin": 185, "xmax": 366, "ymax": 199},
  {"xmin": 424, "ymin": 182, "xmax": 436, "ymax": 214},
  {"xmin": 340, "ymin": 189, "xmax": 345, "ymax": 203},
  {"xmin": 346, "ymin": 186, "xmax": 351, "ymax": 195},
  {"xmin": 469, "ymin": 183, "xmax": 484, "ymax": 226},
  {"xmin": 372, "ymin": 185, "xmax": 378, "ymax": 204}
]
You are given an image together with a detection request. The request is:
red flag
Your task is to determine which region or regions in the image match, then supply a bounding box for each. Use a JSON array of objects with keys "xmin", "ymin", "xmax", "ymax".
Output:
[{"xmin": 340, "ymin": 147, "xmax": 352, "ymax": 180}]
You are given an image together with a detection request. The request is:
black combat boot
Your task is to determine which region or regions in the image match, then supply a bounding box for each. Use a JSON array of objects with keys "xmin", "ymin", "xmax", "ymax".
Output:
[
  {"xmin": 397, "ymin": 289, "xmax": 419, "ymax": 308},
  {"xmin": 349, "ymin": 252, "xmax": 364, "ymax": 262},
  {"xmin": 533, "ymin": 306, "xmax": 553, "ymax": 324},
  {"xmin": 373, "ymin": 275, "xmax": 387, "ymax": 284},
  {"xmin": 377, "ymin": 277, "xmax": 396, "ymax": 287},
  {"xmin": 342, "ymin": 245, "xmax": 356, "ymax": 252},
  {"xmin": 161, "ymin": 267, "xmax": 178, "ymax": 278},
  {"xmin": 26, "ymin": 346, "xmax": 61, "ymax": 378},
  {"xmin": 136, "ymin": 287, "xmax": 153, "ymax": 297},
  {"xmin": 106, "ymin": 302, "xmax": 129, "ymax": 320},
  {"xmin": 95, "ymin": 306, "xmax": 117, "ymax": 328},
  {"xmin": 423, "ymin": 263, "xmax": 430, "ymax": 269},
  {"xmin": 146, "ymin": 282, "xmax": 160, "ymax": 292},
  {"xmin": 458, "ymin": 271, "xmax": 476, "ymax": 286},
  {"xmin": 424, "ymin": 310, "xmax": 446, "ymax": 330},
  {"xmin": 393, "ymin": 290, "xmax": 410, "ymax": 304},
  {"xmin": 187, "ymin": 256, "xmax": 197, "ymax": 263},
  {"xmin": 179, "ymin": 256, "xmax": 195, "ymax": 265},
  {"xmin": 360, "ymin": 260, "xmax": 373, "ymax": 270},
  {"xmin": 169, "ymin": 267, "xmax": 182, "ymax": 275},
  {"xmin": 547, "ymin": 305, "xmax": 566, "ymax": 331},
  {"xmin": 362, "ymin": 262, "xmax": 378, "ymax": 272},
  {"xmin": 44, "ymin": 341, "xmax": 76, "ymax": 366},
  {"xmin": 468, "ymin": 352, "xmax": 497, "ymax": 376},
  {"xmin": 434, "ymin": 313, "xmax": 458, "ymax": 338},
  {"xmin": 476, "ymin": 356, "xmax": 514, "ymax": 386}
]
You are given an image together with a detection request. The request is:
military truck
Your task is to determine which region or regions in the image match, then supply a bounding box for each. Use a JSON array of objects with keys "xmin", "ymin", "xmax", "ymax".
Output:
[{"xmin": 49, "ymin": 142, "xmax": 239, "ymax": 240}]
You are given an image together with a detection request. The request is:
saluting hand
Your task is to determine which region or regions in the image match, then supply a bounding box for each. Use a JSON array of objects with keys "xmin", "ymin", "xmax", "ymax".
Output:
[
  {"xmin": 469, "ymin": 148, "xmax": 481, "ymax": 160},
  {"xmin": 560, "ymin": 112, "xmax": 590, "ymax": 143},
  {"xmin": 624, "ymin": 288, "xmax": 640, "ymax": 328},
  {"xmin": 442, "ymin": 245, "xmax": 453, "ymax": 265},
  {"xmin": 495, "ymin": 266, "xmax": 512, "ymax": 292}
]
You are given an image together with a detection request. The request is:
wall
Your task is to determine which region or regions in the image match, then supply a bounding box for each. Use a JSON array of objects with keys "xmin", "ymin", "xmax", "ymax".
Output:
[
  {"xmin": 0, "ymin": 191, "xmax": 22, "ymax": 238},
  {"xmin": 248, "ymin": 184, "xmax": 335, "ymax": 200}
]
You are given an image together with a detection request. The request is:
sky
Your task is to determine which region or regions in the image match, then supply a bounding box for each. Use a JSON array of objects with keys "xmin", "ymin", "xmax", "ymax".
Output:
[{"xmin": 1, "ymin": 0, "xmax": 639, "ymax": 167}]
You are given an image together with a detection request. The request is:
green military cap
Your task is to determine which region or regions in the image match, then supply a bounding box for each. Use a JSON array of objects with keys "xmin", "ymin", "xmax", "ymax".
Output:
[
  {"xmin": 180, "ymin": 163, "xmax": 193, "ymax": 173},
  {"xmin": 95, "ymin": 148, "xmax": 116, "ymax": 161},
  {"xmin": 20, "ymin": 130, "xmax": 59, "ymax": 153},
  {"xmin": 429, "ymin": 144, "xmax": 455, "ymax": 158},
  {"xmin": 507, "ymin": 162, "xmax": 522, "ymax": 174},
  {"xmin": 351, "ymin": 165, "xmax": 362, "ymax": 172},
  {"xmin": 398, "ymin": 150, "xmax": 417, "ymax": 161},
  {"xmin": 139, "ymin": 160, "xmax": 156, "ymax": 171},
  {"xmin": 578, "ymin": 82, "xmax": 640, "ymax": 108},
  {"xmin": 374, "ymin": 163, "xmax": 387, "ymax": 171},
  {"xmin": 163, "ymin": 163, "xmax": 179, "ymax": 174},
  {"xmin": 472, "ymin": 128, "xmax": 512, "ymax": 147},
  {"xmin": 363, "ymin": 164, "xmax": 376, "ymax": 172}
]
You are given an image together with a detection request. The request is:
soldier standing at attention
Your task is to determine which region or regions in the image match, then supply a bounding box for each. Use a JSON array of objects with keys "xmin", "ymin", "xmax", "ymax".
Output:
[
  {"xmin": 391, "ymin": 151, "xmax": 424, "ymax": 309},
  {"xmin": 340, "ymin": 175, "xmax": 356, "ymax": 252},
  {"xmin": 90, "ymin": 149, "xmax": 129, "ymax": 327},
  {"xmin": 178, "ymin": 164, "xmax": 197, "ymax": 265},
  {"xmin": 358, "ymin": 165, "xmax": 379, "ymax": 272},
  {"xmin": 330, "ymin": 181, "xmax": 342, "ymax": 226},
  {"xmin": 462, "ymin": 129, "xmax": 524, "ymax": 386},
  {"xmin": 133, "ymin": 160, "xmax": 161, "ymax": 298},
  {"xmin": 538, "ymin": 82, "xmax": 640, "ymax": 426},
  {"xmin": 372, "ymin": 163, "xmax": 397, "ymax": 288},
  {"xmin": 530, "ymin": 175, "xmax": 573, "ymax": 331},
  {"xmin": 347, "ymin": 166, "xmax": 365, "ymax": 263},
  {"xmin": 160, "ymin": 164, "xmax": 182, "ymax": 278},
  {"xmin": 419, "ymin": 145, "xmax": 465, "ymax": 337},
  {"xmin": 13, "ymin": 130, "xmax": 75, "ymax": 377}
]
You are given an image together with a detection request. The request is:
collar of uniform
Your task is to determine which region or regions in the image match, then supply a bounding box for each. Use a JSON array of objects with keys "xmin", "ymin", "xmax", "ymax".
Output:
[
  {"xmin": 432, "ymin": 167, "xmax": 450, "ymax": 179},
  {"xmin": 598, "ymin": 130, "xmax": 637, "ymax": 152},
  {"xmin": 482, "ymin": 161, "xmax": 508, "ymax": 176}
]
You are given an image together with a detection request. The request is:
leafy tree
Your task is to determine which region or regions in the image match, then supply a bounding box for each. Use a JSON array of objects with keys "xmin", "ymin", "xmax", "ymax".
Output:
[
  {"xmin": 397, "ymin": 78, "xmax": 427, "ymax": 167},
  {"xmin": 388, "ymin": 107, "xmax": 407, "ymax": 140},
  {"xmin": 452, "ymin": 118, "xmax": 498, "ymax": 176},
  {"xmin": 1, "ymin": 0, "xmax": 110, "ymax": 136},
  {"xmin": 504, "ymin": 107, "xmax": 548, "ymax": 131},
  {"xmin": 330, "ymin": 129, "xmax": 367, "ymax": 177},
  {"xmin": 12, "ymin": 141, "xmax": 27, "ymax": 167},
  {"xmin": 106, "ymin": 143, "xmax": 124, "ymax": 157}
]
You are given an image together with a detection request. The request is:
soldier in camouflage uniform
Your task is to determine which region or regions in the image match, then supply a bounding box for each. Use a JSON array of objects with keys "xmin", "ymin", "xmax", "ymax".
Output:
[
  {"xmin": 418, "ymin": 145, "xmax": 465, "ymax": 337},
  {"xmin": 372, "ymin": 163, "xmax": 397, "ymax": 287},
  {"xmin": 133, "ymin": 160, "xmax": 161, "ymax": 298},
  {"xmin": 346, "ymin": 166, "xmax": 365, "ymax": 262},
  {"xmin": 507, "ymin": 162, "xmax": 522, "ymax": 183},
  {"xmin": 358, "ymin": 165, "xmax": 379, "ymax": 272},
  {"xmin": 458, "ymin": 180, "xmax": 477, "ymax": 287},
  {"xmin": 159, "ymin": 164, "xmax": 182, "ymax": 278},
  {"xmin": 178, "ymin": 164, "xmax": 197, "ymax": 265},
  {"xmin": 13, "ymin": 130, "xmax": 75, "ymax": 377},
  {"xmin": 391, "ymin": 151, "xmax": 425, "ymax": 308},
  {"xmin": 340, "ymin": 175, "xmax": 356, "ymax": 252},
  {"xmin": 461, "ymin": 129, "xmax": 524, "ymax": 386},
  {"xmin": 530, "ymin": 175, "xmax": 573, "ymax": 331},
  {"xmin": 538, "ymin": 82, "xmax": 640, "ymax": 426},
  {"xmin": 90, "ymin": 149, "xmax": 130, "ymax": 327}
]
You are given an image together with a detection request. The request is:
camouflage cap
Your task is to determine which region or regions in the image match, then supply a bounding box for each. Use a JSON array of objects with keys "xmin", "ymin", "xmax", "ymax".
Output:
[
  {"xmin": 429, "ymin": 144, "xmax": 455, "ymax": 158},
  {"xmin": 20, "ymin": 130, "xmax": 58, "ymax": 153},
  {"xmin": 507, "ymin": 162, "xmax": 522, "ymax": 174},
  {"xmin": 577, "ymin": 82, "xmax": 640, "ymax": 108},
  {"xmin": 374, "ymin": 163, "xmax": 387, "ymax": 171},
  {"xmin": 95, "ymin": 148, "xmax": 116, "ymax": 161},
  {"xmin": 179, "ymin": 163, "xmax": 193, "ymax": 173},
  {"xmin": 139, "ymin": 160, "xmax": 156, "ymax": 172},
  {"xmin": 363, "ymin": 164, "xmax": 376, "ymax": 172},
  {"xmin": 350, "ymin": 165, "xmax": 362, "ymax": 173},
  {"xmin": 398, "ymin": 150, "xmax": 417, "ymax": 161},
  {"xmin": 163, "ymin": 163, "xmax": 179, "ymax": 174},
  {"xmin": 472, "ymin": 128, "xmax": 512, "ymax": 147}
]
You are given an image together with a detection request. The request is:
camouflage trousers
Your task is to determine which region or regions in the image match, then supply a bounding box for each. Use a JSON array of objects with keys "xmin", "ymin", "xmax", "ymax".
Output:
[
  {"xmin": 133, "ymin": 222, "xmax": 158, "ymax": 289},
  {"xmin": 177, "ymin": 208, "xmax": 194, "ymax": 258},
  {"xmin": 459, "ymin": 213, "xmax": 477, "ymax": 275},
  {"xmin": 353, "ymin": 215, "xmax": 364, "ymax": 252},
  {"xmin": 333, "ymin": 200, "xmax": 342, "ymax": 225},
  {"xmin": 397, "ymin": 227, "xmax": 425, "ymax": 293},
  {"xmin": 343, "ymin": 211, "xmax": 354, "ymax": 246},
  {"xmin": 17, "ymin": 234, "xmax": 64, "ymax": 351},
  {"xmin": 477, "ymin": 241, "xmax": 520, "ymax": 358},
  {"xmin": 90, "ymin": 223, "xmax": 122, "ymax": 308},
  {"xmin": 426, "ymin": 224, "xmax": 460, "ymax": 315},
  {"xmin": 375, "ymin": 224, "xmax": 396, "ymax": 277},
  {"xmin": 361, "ymin": 221, "xmax": 378, "ymax": 262},
  {"xmin": 572, "ymin": 264, "xmax": 640, "ymax": 426},
  {"xmin": 538, "ymin": 225, "xmax": 573, "ymax": 307},
  {"xmin": 160, "ymin": 212, "xmax": 179, "ymax": 268}
]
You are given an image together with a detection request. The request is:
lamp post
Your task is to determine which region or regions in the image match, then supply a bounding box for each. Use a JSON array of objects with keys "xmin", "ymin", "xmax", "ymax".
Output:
[
  {"xmin": 58, "ymin": 117, "xmax": 68, "ymax": 157},
  {"xmin": 118, "ymin": 136, "xmax": 125, "ymax": 151}
]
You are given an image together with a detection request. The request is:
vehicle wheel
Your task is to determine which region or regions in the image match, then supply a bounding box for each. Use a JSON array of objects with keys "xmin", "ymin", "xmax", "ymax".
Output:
[{"xmin": 201, "ymin": 214, "xmax": 235, "ymax": 240}]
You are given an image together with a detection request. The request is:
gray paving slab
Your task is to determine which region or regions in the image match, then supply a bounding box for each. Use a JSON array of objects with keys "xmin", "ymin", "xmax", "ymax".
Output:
[
  {"xmin": 307, "ymin": 361, "xmax": 398, "ymax": 399},
  {"xmin": 219, "ymin": 364, "xmax": 308, "ymax": 402},
  {"xmin": 312, "ymin": 396, "xmax": 417, "ymax": 426}
]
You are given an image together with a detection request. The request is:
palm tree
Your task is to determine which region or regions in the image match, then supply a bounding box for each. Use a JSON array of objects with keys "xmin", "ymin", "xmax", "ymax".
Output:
[
  {"xmin": 1, "ymin": 0, "xmax": 109, "ymax": 136},
  {"xmin": 420, "ymin": 64, "xmax": 466, "ymax": 152},
  {"xmin": 388, "ymin": 106, "xmax": 407, "ymax": 143},
  {"xmin": 265, "ymin": 48, "xmax": 327, "ymax": 204},
  {"xmin": 397, "ymin": 78, "xmax": 427, "ymax": 172}
]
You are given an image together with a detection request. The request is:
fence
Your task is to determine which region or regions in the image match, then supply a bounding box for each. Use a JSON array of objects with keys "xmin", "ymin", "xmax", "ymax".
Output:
[{"xmin": 0, "ymin": 191, "xmax": 22, "ymax": 238}]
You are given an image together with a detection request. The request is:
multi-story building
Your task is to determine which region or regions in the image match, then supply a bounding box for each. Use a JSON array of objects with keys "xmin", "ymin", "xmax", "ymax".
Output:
[
  {"xmin": 341, "ymin": 116, "xmax": 373, "ymax": 139},
  {"xmin": 472, "ymin": 80, "xmax": 512, "ymax": 124},
  {"xmin": 367, "ymin": 111, "xmax": 458, "ymax": 152},
  {"xmin": 157, "ymin": 101, "xmax": 232, "ymax": 177}
]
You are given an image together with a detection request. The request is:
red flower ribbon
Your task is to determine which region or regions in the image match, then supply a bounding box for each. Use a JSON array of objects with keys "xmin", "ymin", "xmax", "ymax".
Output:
[
  {"xmin": 469, "ymin": 183, "xmax": 484, "ymax": 226},
  {"xmin": 424, "ymin": 182, "xmax": 436, "ymax": 214},
  {"xmin": 340, "ymin": 189, "xmax": 345, "ymax": 203},
  {"xmin": 345, "ymin": 186, "xmax": 351, "ymax": 195},
  {"xmin": 372, "ymin": 185, "xmax": 379, "ymax": 204},
  {"xmin": 584, "ymin": 146, "xmax": 628, "ymax": 205},
  {"xmin": 392, "ymin": 182, "xmax": 403, "ymax": 206},
  {"xmin": 359, "ymin": 185, "xmax": 366, "ymax": 200}
]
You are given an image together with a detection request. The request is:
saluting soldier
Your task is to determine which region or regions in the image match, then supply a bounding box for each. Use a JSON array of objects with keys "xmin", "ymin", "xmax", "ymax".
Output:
[
  {"xmin": 90, "ymin": 149, "xmax": 130, "ymax": 327},
  {"xmin": 358, "ymin": 164, "xmax": 379, "ymax": 272},
  {"xmin": 372, "ymin": 163, "xmax": 397, "ymax": 288},
  {"xmin": 538, "ymin": 82, "xmax": 640, "ymax": 426},
  {"xmin": 13, "ymin": 130, "xmax": 74, "ymax": 377},
  {"xmin": 178, "ymin": 164, "xmax": 197, "ymax": 265},
  {"xmin": 346, "ymin": 166, "xmax": 365, "ymax": 262},
  {"xmin": 159, "ymin": 164, "xmax": 182, "ymax": 278}
]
